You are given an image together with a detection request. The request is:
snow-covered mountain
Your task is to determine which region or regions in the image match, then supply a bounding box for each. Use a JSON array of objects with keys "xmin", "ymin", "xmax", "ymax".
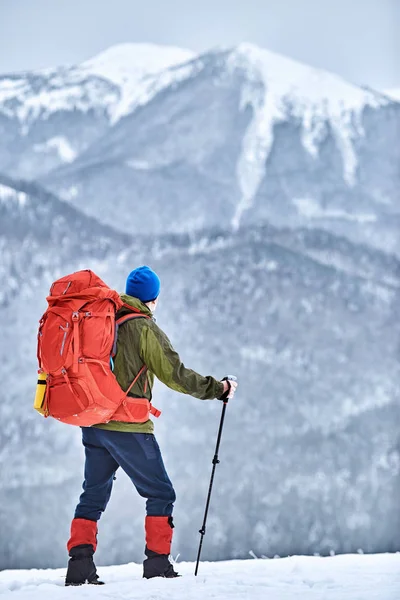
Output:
[
  {"xmin": 0, "ymin": 43, "xmax": 194, "ymax": 177},
  {"xmin": 38, "ymin": 43, "xmax": 399, "ymax": 254},
  {"xmin": 1, "ymin": 42, "xmax": 398, "ymax": 254}
]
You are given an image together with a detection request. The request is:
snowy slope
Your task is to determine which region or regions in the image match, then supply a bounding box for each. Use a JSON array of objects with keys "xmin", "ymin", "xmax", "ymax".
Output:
[
  {"xmin": 80, "ymin": 43, "xmax": 195, "ymax": 122},
  {"xmin": 1, "ymin": 555, "xmax": 400, "ymax": 600},
  {"xmin": 0, "ymin": 43, "xmax": 194, "ymax": 124},
  {"xmin": 384, "ymin": 88, "xmax": 400, "ymax": 102},
  {"xmin": 227, "ymin": 43, "xmax": 387, "ymax": 223},
  {"xmin": 0, "ymin": 43, "xmax": 194, "ymax": 177}
]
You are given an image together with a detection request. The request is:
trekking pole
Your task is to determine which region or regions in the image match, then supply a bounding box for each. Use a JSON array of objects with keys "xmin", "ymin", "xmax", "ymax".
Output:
[{"xmin": 194, "ymin": 375, "xmax": 237, "ymax": 576}]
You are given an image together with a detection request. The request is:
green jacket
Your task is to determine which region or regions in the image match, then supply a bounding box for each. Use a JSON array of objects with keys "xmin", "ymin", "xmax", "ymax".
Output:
[{"xmin": 94, "ymin": 294, "xmax": 224, "ymax": 433}]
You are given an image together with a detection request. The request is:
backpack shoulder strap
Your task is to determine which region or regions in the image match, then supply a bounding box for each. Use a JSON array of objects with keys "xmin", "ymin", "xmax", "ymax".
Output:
[
  {"xmin": 116, "ymin": 313, "xmax": 149, "ymax": 327},
  {"xmin": 112, "ymin": 312, "xmax": 150, "ymax": 357}
]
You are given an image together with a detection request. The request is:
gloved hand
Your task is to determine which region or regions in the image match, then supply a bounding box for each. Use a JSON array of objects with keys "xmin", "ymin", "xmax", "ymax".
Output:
[{"xmin": 219, "ymin": 378, "xmax": 238, "ymax": 400}]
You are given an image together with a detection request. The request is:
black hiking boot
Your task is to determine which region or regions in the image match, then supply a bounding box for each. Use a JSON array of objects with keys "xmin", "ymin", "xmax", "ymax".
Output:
[
  {"xmin": 143, "ymin": 548, "xmax": 180, "ymax": 579},
  {"xmin": 65, "ymin": 544, "xmax": 104, "ymax": 586}
]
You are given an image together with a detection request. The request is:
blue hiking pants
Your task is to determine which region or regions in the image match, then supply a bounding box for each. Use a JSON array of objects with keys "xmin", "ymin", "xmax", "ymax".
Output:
[{"xmin": 74, "ymin": 427, "xmax": 176, "ymax": 522}]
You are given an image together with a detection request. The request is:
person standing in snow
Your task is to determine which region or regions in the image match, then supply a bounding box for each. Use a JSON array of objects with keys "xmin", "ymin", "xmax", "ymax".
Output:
[{"xmin": 65, "ymin": 266, "xmax": 238, "ymax": 585}]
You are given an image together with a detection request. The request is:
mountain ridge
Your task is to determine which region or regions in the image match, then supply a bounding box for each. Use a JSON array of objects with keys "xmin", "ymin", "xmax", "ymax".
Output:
[
  {"xmin": 35, "ymin": 44, "xmax": 399, "ymax": 255},
  {"xmin": 1, "ymin": 42, "xmax": 395, "ymax": 179}
]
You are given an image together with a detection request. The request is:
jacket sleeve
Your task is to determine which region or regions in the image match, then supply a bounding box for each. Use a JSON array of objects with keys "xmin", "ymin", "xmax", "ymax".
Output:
[{"xmin": 140, "ymin": 321, "xmax": 224, "ymax": 400}]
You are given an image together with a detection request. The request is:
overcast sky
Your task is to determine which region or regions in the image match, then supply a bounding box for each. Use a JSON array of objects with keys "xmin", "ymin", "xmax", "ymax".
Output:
[{"xmin": 0, "ymin": 0, "xmax": 399, "ymax": 89}]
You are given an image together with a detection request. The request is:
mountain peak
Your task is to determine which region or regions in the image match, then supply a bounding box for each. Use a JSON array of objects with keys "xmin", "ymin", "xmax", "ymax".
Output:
[
  {"xmin": 80, "ymin": 42, "xmax": 195, "ymax": 85},
  {"xmin": 228, "ymin": 42, "xmax": 386, "ymax": 107}
]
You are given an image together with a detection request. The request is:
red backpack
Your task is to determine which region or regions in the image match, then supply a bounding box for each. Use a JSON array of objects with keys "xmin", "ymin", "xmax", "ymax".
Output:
[{"xmin": 35, "ymin": 269, "xmax": 161, "ymax": 426}]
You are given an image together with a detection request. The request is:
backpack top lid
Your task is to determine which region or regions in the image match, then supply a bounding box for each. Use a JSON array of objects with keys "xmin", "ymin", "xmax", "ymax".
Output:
[{"xmin": 47, "ymin": 269, "xmax": 123, "ymax": 309}]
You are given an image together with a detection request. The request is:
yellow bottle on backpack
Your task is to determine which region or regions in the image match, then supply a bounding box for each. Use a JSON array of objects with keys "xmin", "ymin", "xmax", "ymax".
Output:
[{"xmin": 34, "ymin": 371, "xmax": 48, "ymax": 415}]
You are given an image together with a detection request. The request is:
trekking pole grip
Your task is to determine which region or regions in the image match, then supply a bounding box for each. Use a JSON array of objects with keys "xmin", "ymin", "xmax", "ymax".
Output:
[{"xmin": 219, "ymin": 375, "xmax": 237, "ymax": 403}]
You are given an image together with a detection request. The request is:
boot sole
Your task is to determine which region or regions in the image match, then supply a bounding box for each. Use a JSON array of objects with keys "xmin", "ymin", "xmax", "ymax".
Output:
[
  {"xmin": 65, "ymin": 580, "xmax": 105, "ymax": 586},
  {"xmin": 143, "ymin": 574, "xmax": 181, "ymax": 579}
]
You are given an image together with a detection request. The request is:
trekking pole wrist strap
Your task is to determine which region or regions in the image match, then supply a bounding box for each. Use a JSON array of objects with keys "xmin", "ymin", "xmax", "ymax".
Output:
[{"xmin": 218, "ymin": 380, "xmax": 230, "ymax": 401}]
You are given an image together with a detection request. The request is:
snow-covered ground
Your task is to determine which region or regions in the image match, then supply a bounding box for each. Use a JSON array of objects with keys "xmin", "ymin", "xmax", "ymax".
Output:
[{"xmin": 1, "ymin": 554, "xmax": 399, "ymax": 600}]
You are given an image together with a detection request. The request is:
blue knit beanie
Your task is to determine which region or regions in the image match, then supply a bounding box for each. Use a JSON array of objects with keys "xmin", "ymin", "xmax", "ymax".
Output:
[{"xmin": 125, "ymin": 266, "xmax": 160, "ymax": 303}]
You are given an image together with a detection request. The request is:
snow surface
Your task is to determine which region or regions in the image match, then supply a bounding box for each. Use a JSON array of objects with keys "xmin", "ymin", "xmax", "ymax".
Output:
[
  {"xmin": 384, "ymin": 88, "xmax": 400, "ymax": 102},
  {"xmin": 110, "ymin": 58, "xmax": 202, "ymax": 122},
  {"xmin": 0, "ymin": 78, "xmax": 26, "ymax": 104},
  {"xmin": 0, "ymin": 75, "xmax": 119, "ymax": 123},
  {"xmin": 1, "ymin": 555, "xmax": 399, "ymax": 600},
  {"xmin": 33, "ymin": 137, "xmax": 77, "ymax": 162},
  {"xmin": 230, "ymin": 43, "xmax": 388, "ymax": 228},
  {"xmin": 59, "ymin": 185, "xmax": 79, "ymax": 200},
  {"xmin": 0, "ymin": 184, "xmax": 27, "ymax": 206},
  {"xmin": 80, "ymin": 43, "xmax": 195, "ymax": 121},
  {"xmin": 80, "ymin": 43, "xmax": 194, "ymax": 83},
  {"xmin": 292, "ymin": 197, "xmax": 377, "ymax": 223}
]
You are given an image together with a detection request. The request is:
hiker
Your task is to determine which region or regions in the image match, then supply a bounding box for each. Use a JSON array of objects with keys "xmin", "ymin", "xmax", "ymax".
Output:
[{"xmin": 65, "ymin": 266, "xmax": 238, "ymax": 584}]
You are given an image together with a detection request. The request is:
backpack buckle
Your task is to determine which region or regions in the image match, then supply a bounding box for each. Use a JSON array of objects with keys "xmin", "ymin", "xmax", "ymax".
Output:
[{"xmin": 72, "ymin": 312, "xmax": 80, "ymax": 321}]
